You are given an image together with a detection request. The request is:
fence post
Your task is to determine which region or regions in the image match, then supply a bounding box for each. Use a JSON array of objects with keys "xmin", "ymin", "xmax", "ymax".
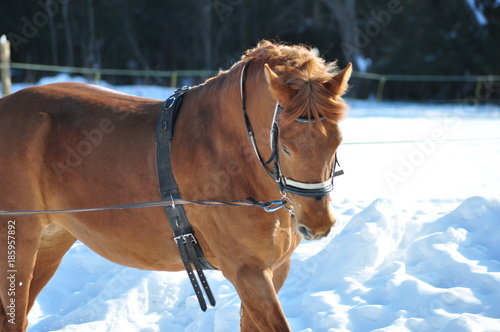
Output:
[
  {"xmin": 170, "ymin": 71, "xmax": 178, "ymax": 88},
  {"xmin": 0, "ymin": 35, "xmax": 11, "ymax": 97},
  {"xmin": 376, "ymin": 76, "xmax": 386, "ymax": 102},
  {"xmin": 94, "ymin": 70, "xmax": 101, "ymax": 84}
]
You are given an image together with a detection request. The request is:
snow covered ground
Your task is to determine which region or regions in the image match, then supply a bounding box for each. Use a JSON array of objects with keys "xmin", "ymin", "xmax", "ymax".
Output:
[{"xmin": 8, "ymin": 75, "xmax": 500, "ymax": 331}]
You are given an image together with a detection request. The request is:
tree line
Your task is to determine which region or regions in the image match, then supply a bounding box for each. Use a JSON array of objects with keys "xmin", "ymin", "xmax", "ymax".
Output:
[{"xmin": 1, "ymin": 0, "xmax": 499, "ymax": 101}]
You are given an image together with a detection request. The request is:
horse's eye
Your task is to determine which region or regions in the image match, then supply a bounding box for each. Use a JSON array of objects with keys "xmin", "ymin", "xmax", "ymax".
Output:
[{"xmin": 282, "ymin": 145, "xmax": 291, "ymax": 156}]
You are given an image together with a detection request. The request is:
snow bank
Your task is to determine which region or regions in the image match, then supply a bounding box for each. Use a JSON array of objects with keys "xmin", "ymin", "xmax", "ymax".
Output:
[
  {"xmin": 286, "ymin": 197, "xmax": 500, "ymax": 331},
  {"xmin": 28, "ymin": 197, "xmax": 500, "ymax": 332}
]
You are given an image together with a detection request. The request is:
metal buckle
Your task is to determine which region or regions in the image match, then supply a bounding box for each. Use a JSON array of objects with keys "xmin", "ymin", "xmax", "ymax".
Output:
[
  {"xmin": 163, "ymin": 96, "xmax": 176, "ymax": 109},
  {"xmin": 174, "ymin": 233, "xmax": 197, "ymax": 245},
  {"xmin": 281, "ymin": 192, "xmax": 295, "ymax": 215},
  {"xmin": 175, "ymin": 86, "xmax": 190, "ymax": 93}
]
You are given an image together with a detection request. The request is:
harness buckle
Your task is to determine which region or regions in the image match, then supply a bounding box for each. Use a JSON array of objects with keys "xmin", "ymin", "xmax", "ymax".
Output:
[
  {"xmin": 163, "ymin": 96, "xmax": 176, "ymax": 110},
  {"xmin": 175, "ymin": 86, "xmax": 191, "ymax": 93},
  {"xmin": 174, "ymin": 233, "xmax": 197, "ymax": 245}
]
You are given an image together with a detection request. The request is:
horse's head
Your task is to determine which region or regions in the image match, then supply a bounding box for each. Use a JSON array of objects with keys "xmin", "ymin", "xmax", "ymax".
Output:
[{"xmin": 263, "ymin": 58, "xmax": 352, "ymax": 241}]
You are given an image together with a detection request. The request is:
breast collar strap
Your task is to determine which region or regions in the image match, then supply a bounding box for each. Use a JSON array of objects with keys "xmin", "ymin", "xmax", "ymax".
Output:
[
  {"xmin": 157, "ymin": 86, "xmax": 217, "ymax": 312},
  {"xmin": 239, "ymin": 61, "xmax": 343, "ymax": 201}
]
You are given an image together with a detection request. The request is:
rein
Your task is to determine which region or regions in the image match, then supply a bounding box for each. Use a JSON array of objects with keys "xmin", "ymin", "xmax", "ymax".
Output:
[
  {"xmin": 0, "ymin": 198, "xmax": 287, "ymax": 217},
  {"xmin": 239, "ymin": 61, "xmax": 343, "ymax": 201}
]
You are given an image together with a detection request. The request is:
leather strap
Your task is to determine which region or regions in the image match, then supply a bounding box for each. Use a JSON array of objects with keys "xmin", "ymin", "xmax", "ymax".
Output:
[
  {"xmin": 156, "ymin": 87, "xmax": 216, "ymax": 311},
  {"xmin": 239, "ymin": 62, "xmax": 343, "ymax": 201}
]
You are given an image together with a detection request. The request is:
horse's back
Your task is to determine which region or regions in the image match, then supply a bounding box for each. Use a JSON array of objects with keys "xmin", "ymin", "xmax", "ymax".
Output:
[
  {"xmin": 0, "ymin": 82, "xmax": 160, "ymax": 163},
  {"xmin": 0, "ymin": 83, "xmax": 162, "ymax": 210},
  {"xmin": 0, "ymin": 82, "xmax": 159, "ymax": 122}
]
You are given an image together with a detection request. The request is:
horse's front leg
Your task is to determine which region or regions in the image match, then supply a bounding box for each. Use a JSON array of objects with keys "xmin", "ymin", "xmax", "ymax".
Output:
[
  {"xmin": 232, "ymin": 265, "xmax": 291, "ymax": 332},
  {"xmin": 1, "ymin": 217, "xmax": 45, "ymax": 332}
]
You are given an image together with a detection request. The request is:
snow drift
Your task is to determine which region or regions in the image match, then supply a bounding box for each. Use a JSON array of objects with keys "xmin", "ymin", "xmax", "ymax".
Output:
[{"xmin": 27, "ymin": 197, "xmax": 500, "ymax": 332}]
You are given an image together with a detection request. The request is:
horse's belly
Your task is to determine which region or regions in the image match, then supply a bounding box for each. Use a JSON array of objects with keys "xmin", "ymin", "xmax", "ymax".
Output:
[{"xmin": 58, "ymin": 211, "xmax": 185, "ymax": 272}]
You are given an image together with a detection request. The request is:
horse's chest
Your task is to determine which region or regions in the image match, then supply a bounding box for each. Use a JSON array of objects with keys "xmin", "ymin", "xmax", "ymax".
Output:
[{"xmin": 271, "ymin": 218, "xmax": 301, "ymax": 261}]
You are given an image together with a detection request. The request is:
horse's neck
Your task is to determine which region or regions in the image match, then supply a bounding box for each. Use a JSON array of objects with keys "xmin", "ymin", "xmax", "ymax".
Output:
[
  {"xmin": 176, "ymin": 66, "xmax": 279, "ymax": 198},
  {"xmin": 234, "ymin": 65, "xmax": 277, "ymax": 160},
  {"xmin": 191, "ymin": 66, "xmax": 275, "ymax": 151}
]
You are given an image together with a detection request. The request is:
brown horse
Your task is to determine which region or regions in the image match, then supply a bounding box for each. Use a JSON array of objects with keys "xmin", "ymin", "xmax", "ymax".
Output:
[{"xmin": 0, "ymin": 40, "xmax": 351, "ymax": 331}]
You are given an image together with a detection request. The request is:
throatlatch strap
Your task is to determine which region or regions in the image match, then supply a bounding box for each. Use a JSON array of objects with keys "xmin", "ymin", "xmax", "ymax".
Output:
[{"xmin": 156, "ymin": 87, "xmax": 216, "ymax": 311}]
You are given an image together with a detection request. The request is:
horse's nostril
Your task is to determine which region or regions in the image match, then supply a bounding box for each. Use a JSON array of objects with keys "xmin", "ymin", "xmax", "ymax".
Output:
[{"xmin": 297, "ymin": 225, "xmax": 312, "ymax": 239}]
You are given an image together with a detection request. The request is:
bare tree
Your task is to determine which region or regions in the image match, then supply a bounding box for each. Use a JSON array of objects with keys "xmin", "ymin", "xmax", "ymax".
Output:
[
  {"xmin": 46, "ymin": 0, "xmax": 59, "ymax": 65},
  {"xmin": 200, "ymin": 1, "xmax": 213, "ymax": 69},
  {"xmin": 322, "ymin": 0, "xmax": 359, "ymax": 64},
  {"xmin": 83, "ymin": 0, "xmax": 98, "ymax": 68},
  {"xmin": 62, "ymin": 1, "xmax": 74, "ymax": 66},
  {"xmin": 119, "ymin": 3, "xmax": 149, "ymax": 69}
]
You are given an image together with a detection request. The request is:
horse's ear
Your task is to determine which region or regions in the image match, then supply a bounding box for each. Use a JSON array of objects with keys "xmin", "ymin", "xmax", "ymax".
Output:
[
  {"xmin": 325, "ymin": 62, "xmax": 352, "ymax": 96},
  {"xmin": 264, "ymin": 63, "xmax": 294, "ymax": 101}
]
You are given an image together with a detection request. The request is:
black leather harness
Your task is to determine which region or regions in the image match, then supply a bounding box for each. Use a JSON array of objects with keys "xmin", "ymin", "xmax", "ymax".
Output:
[{"xmin": 155, "ymin": 86, "xmax": 216, "ymax": 312}]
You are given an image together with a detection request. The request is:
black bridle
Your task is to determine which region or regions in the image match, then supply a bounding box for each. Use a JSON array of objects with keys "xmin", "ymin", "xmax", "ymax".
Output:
[{"xmin": 239, "ymin": 61, "xmax": 343, "ymax": 201}]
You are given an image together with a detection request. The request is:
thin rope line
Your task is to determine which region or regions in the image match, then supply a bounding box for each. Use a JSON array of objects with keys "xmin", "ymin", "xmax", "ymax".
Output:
[
  {"xmin": 343, "ymin": 137, "xmax": 500, "ymax": 145},
  {"xmin": 0, "ymin": 198, "xmax": 286, "ymax": 217}
]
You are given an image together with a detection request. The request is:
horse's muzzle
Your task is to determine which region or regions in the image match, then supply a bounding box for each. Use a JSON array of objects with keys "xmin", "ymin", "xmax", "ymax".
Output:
[{"xmin": 297, "ymin": 223, "xmax": 331, "ymax": 241}]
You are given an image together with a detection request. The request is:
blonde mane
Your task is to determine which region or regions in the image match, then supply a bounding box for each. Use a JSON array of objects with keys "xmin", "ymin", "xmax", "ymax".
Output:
[{"xmin": 240, "ymin": 40, "xmax": 348, "ymax": 125}]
